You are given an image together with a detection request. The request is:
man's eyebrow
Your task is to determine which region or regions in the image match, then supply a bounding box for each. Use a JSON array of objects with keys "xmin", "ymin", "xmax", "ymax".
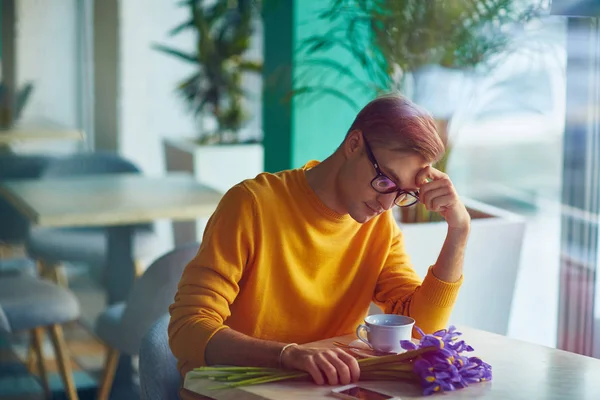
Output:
[
  {"xmin": 381, "ymin": 164, "xmax": 402, "ymax": 186},
  {"xmin": 381, "ymin": 164, "xmax": 418, "ymax": 191}
]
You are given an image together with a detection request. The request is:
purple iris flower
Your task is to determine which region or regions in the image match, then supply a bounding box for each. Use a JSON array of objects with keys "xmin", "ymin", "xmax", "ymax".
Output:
[
  {"xmin": 402, "ymin": 325, "xmax": 492, "ymax": 396},
  {"xmin": 400, "ymin": 340, "xmax": 418, "ymax": 351},
  {"xmin": 414, "ymin": 326, "xmax": 445, "ymax": 349},
  {"xmin": 447, "ymin": 340, "xmax": 475, "ymax": 353},
  {"xmin": 421, "ymin": 348, "xmax": 455, "ymax": 370},
  {"xmin": 413, "ymin": 356, "xmax": 459, "ymax": 396}
]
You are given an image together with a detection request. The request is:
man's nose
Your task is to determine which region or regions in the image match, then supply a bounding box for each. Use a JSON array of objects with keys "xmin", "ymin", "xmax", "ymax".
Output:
[{"xmin": 378, "ymin": 192, "xmax": 397, "ymax": 211}]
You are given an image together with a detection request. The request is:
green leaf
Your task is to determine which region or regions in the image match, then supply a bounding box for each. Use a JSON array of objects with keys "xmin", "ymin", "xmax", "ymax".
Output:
[
  {"xmin": 238, "ymin": 60, "xmax": 262, "ymax": 73},
  {"xmin": 176, "ymin": 72, "xmax": 202, "ymax": 92},
  {"xmin": 318, "ymin": 0, "xmax": 347, "ymax": 19},
  {"xmin": 151, "ymin": 44, "xmax": 197, "ymax": 64},
  {"xmin": 176, "ymin": 0, "xmax": 195, "ymax": 6},
  {"xmin": 296, "ymin": 58, "xmax": 374, "ymax": 92},
  {"xmin": 290, "ymin": 85, "xmax": 361, "ymax": 110},
  {"xmin": 168, "ymin": 19, "xmax": 194, "ymax": 36},
  {"xmin": 301, "ymin": 37, "xmax": 335, "ymax": 53}
]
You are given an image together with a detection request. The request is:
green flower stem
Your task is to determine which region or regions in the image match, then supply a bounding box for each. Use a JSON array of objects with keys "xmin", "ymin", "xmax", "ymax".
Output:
[
  {"xmin": 225, "ymin": 372, "xmax": 276, "ymax": 381},
  {"xmin": 194, "ymin": 366, "xmax": 280, "ymax": 372},
  {"xmin": 198, "ymin": 346, "xmax": 438, "ymax": 390},
  {"xmin": 357, "ymin": 347, "xmax": 436, "ymax": 367},
  {"xmin": 209, "ymin": 371, "xmax": 309, "ymax": 389},
  {"xmin": 362, "ymin": 370, "xmax": 416, "ymax": 380},
  {"xmin": 362, "ymin": 363, "xmax": 414, "ymax": 372}
]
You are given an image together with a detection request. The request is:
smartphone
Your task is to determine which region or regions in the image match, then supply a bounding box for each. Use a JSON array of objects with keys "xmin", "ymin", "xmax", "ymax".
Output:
[{"xmin": 330, "ymin": 384, "xmax": 402, "ymax": 400}]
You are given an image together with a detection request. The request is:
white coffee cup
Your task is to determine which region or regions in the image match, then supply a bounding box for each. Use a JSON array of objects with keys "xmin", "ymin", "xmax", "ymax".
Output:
[{"xmin": 355, "ymin": 314, "xmax": 415, "ymax": 353}]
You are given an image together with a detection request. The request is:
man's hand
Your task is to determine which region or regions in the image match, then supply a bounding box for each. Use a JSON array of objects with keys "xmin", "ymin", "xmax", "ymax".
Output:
[
  {"xmin": 415, "ymin": 166, "xmax": 470, "ymax": 231},
  {"xmin": 280, "ymin": 345, "xmax": 360, "ymax": 385}
]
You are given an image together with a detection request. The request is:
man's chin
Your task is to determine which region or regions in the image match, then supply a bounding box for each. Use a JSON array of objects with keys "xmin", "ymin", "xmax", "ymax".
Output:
[{"xmin": 349, "ymin": 211, "xmax": 373, "ymax": 224}]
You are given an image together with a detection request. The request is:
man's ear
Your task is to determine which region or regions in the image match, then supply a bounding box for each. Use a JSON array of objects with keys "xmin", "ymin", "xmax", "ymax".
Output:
[{"xmin": 343, "ymin": 129, "xmax": 363, "ymax": 158}]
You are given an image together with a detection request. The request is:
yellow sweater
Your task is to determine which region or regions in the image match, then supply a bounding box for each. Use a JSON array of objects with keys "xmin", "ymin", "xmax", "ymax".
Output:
[{"xmin": 168, "ymin": 161, "xmax": 463, "ymax": 376}]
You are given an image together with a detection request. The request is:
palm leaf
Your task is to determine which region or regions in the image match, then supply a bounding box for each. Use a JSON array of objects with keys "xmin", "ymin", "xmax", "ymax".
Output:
[
  {"xmin": 157, "ymin": 0, "xmax": 263, "ymax": 141},
  {"xmin": 238, "ymin": 60, "xmax": 262, "ymax": 73},
  {"xmin": 318, "ymin": 0, "xmax": 346, "ymax": 19},
  {"xmin": 290, "ymin": 86, "xmax": 361, "ymax": 110},
  {"xmin": 296, "ymin": 58, "xmax": 377, "ymax": 93},
  {"xmin": 176, "ymin": 72, "xmax": 203, "ymax": 92},
  {"xmin": 205, "ymin": 0, "xmax": 229, "ymax": 26},
  {"xmin": 151, "ymin": 44, "xmax": 197, "ymax": 63}
]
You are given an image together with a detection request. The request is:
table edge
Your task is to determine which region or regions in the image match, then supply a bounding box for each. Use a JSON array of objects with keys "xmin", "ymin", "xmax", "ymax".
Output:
[{"xmin": 0, "ymin": 184, "xmax": 40, "ymax": 224}]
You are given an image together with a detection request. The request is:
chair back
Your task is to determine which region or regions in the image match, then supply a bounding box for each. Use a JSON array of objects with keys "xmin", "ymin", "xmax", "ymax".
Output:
[
  {"xmin": 118, "ymin": 242, "xmax": 199, "ymax": 355},
  {"xmin": 139, "ymin": 314, "xmax": 181, "ymax": 400},
  {"xmin": 0, "ymin": 154, "xmax": 56, "ymax": 243},
  {"xmin": 41, "ymin": 151, "xmax": 141, "ymax": 177}
]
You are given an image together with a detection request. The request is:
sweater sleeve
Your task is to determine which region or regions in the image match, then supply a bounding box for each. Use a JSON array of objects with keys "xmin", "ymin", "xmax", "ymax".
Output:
[
  {"xmin": 168, "ymin": 184, "xmax": 256, "ymax": 370},
  {"xmin": 373, "ymin": 216, "xmax": 463, "ymax": 334}
]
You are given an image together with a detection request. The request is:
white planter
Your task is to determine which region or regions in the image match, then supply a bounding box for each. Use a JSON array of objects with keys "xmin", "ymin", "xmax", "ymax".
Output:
[
  {"xmin": 370, "ymin": 198, "xmax": 526, "ymax": 336},
  {"xmin": 164, "ymin": 138, "xmax": 264, "ymax": 243}
]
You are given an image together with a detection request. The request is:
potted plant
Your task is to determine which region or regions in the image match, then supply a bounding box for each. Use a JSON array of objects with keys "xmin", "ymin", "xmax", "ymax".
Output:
[
  {"xmin": 154, "ymin": 0, "xmax": 264, "ymax": 195},
  {"xmin": 297, "ymin": 0, "xmax": 544, "ymax": 221},
  {"xmin": 298, "ymin": 0, "xmax": 548, "ymax": 335}
]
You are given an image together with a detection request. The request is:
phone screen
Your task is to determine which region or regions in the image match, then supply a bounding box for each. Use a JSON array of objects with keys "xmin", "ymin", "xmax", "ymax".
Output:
[{"xmin": 336, "ymin": 386, "xmax": 394, "ymax": 400}]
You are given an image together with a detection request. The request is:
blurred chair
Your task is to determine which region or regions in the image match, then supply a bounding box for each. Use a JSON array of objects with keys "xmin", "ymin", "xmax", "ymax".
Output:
[
  {"xmin": 139, "ymin": 314, "xmax": 180, "ymax": 400},
  {"xmin": 0, "ymin": 257, "xmax": 42, "ymax": 373},
  {"xmin": 0, "ymin": 257, "xmax": 37, "ymax": 277},
  {"xmin": 24, "ymin": 151, "xmax": 159, "ymax": 285},
  {"xmin": 0, "ymin": 153, "xmax": 56, "ymax": 256},
  {"xmin": 0, "ymin": 273, "xmax": 81, "ymax": 400},
  {"xmin": 94, "ymin": 242, "xmax": 199, "ymax": 400}
]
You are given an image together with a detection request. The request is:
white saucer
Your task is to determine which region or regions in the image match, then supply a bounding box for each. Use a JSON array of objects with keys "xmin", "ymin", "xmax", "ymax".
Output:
[
  {"xmin": 347, "ymin": 339, "xmax": 404, "ymax": 357},
  {"xmin": 348, "ymin": 339, "xmax": 373, "ymax": 350}
]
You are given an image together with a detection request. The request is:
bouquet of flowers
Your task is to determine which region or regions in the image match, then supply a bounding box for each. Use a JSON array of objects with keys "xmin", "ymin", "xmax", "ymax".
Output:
[{"xmin": 192, "ymin": 326, "xmax": 492, "ymax": 396}]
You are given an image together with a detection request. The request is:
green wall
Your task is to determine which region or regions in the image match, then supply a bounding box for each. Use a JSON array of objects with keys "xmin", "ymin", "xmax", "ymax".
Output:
[
  {"xmin": 262, "ymin": 0, "xmax": 293, "ymax": 173},
  {"xmin": 263, "ymin": 0, "xmax": 375, "ymax": 172}
]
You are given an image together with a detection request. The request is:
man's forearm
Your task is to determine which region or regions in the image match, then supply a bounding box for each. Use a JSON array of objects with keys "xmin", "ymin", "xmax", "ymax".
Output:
[
  {"xmin": 205, "ymin": 327, "xmax": 361, "ymax": 386},
  {"xmin": 432, "ymin": 226, "xmax": 469, "ymax": 283},
  {"xmin": 205, "ymin": 327, "xmax": 287, "ymax": 368}
]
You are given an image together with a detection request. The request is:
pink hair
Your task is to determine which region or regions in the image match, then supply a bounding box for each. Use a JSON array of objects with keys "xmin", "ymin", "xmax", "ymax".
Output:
[{"xmin": 347, "ymin": 94, "xmax": 445, "ymax": 163}]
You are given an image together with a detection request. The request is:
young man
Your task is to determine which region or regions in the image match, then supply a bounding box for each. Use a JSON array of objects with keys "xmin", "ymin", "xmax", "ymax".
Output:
[{"xmin": 169, "ymin": 94, "xmax": 469, "ymax": 388}]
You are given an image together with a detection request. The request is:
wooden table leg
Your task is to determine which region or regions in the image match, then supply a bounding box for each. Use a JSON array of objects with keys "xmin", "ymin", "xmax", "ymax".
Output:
[{"xmin": 105, "ymin": 225, "xmax": 135, "ymax": 305}]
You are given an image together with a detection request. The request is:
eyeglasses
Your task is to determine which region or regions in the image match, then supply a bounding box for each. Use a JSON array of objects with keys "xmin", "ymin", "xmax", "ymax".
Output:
[{"xmin": 363, "ymin": 138, "xmax": 420, "ymax": 207}]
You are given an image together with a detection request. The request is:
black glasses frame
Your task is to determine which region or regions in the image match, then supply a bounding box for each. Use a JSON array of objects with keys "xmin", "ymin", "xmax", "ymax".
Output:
[{"xmin": 363, "ymin": 138, "xmax": 420, "ymax": 208}]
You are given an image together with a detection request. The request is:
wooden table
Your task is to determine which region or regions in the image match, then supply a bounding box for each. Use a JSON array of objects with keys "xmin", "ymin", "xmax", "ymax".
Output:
[
  {"xmin": 184, "ymin": 326, "xmax": 600, "ymax": 400},
  {"xmin": 0, "ymin": 127, "xmax": 83, "ymax": 145},
  {"xmin": 0, "ymin": 172, "xmax": 223, "ymax": 383},
  {"xmin": 0, "ymin": 172, "xmax": 222, "ymax": 303}
]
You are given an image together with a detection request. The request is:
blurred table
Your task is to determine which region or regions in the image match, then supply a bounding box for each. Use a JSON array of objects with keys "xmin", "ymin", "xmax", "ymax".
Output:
[
  {"xmin": 0, "ymin": 172, "xmax": 223, "ymax": 383},
  {"xmin": 183, "ymin": 326, "xmax": 600, "ymax": 400},
  {"xmin": 0, "ymin": 127, "xmax": 83, "ymax": 145},
  {"xmin": 0, "ymin": 172, "xmax": 222, "ymax": 302},
  {"xmin": 0, "ymin": 172, "xmax": 222, "ymax": 229}
]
